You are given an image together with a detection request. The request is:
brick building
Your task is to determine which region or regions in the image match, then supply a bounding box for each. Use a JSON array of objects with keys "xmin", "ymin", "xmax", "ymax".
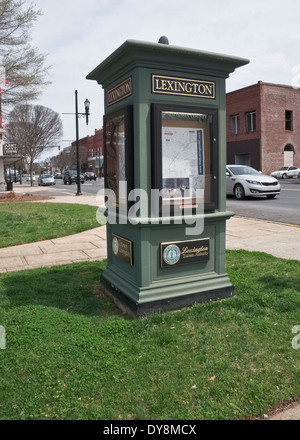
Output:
[
  {"xmin": 226, "ymin": 81, "xmax": 300, "ymax": 174},
  {"xmin": 70, "ymin": 128, "xmax": 104, "ymax": 176}
]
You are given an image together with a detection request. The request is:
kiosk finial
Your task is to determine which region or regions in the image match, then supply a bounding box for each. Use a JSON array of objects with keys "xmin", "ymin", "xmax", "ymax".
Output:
[{"xmin": 158, "ymin": 36, "xmax": 169, "ymax": 45}]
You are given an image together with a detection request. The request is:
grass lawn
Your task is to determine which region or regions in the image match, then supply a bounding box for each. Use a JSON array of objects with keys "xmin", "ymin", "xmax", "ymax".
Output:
[
  {"xmin": 0, "ymin": 250, "xmax": 299, "ymax": 420},
  {"xmin": 0, "ymin": 202, "xmax": 104, "ymax": 248}
]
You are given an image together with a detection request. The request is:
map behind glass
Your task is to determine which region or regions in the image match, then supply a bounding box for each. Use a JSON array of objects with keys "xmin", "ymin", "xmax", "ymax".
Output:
[{"xmin": 162, "ymin": 126, "xmax": 204, "ymax": 196}]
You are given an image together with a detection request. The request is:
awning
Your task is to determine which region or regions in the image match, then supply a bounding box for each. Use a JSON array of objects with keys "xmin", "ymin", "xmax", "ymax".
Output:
[{"xmin": 0, "ymin": 155, "xmax": 23, "ymax": 166}]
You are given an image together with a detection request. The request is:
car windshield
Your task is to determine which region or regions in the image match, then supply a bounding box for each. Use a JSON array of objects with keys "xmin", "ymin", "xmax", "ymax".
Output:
[
  {"xmin": 42, "ymin": 174, "xmax": 52, "ymax": 178},
  {"xmin": 228, "ymin": 166, "xmax": 260, "ymax": 175},
  {"xmin": 279, "ymin": 167, "xmax": 288, "ymax": 171}
]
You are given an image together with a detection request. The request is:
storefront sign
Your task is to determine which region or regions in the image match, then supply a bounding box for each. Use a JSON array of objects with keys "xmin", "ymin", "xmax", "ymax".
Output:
[
  {"xmin": 152, "ymin": 75, "xmax": 215, "ymax": 99},
  {"xmin": 3, "ymin": 143, "xmax": 18, "ymax": 154},
  {"xmin": 161, "ymin": 238, "xmax": 210, "ymax": 267}
]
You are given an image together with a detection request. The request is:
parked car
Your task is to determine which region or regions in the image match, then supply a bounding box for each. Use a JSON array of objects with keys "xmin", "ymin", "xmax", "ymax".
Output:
[
  {"xmin": 270, "ymin": 166, "xmax": 300, "ymax": 179},
  {"xmin": 84, "ymin": 172, "xmax": 96, "ymax": 181},
  {"xmin": 226, "ymin": 165, "xmax": 281, "ymax": 200},
  {"xmin": 22, "ymin": 174, "xmax": 36, "ymax": 183},
  {"xmin": 38, "ymin": 174, "xmax": 55, "ymax": 186},
  {"xmin": 54, "ymin": 173, "xmax": 62, "ymax": 179},
  {"xmin": 63, "ymin": 170, "xmax": 84, "ymax": 185}
]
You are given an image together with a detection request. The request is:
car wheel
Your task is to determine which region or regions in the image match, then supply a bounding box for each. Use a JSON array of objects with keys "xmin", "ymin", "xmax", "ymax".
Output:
[
  {"xmin": 282, "ymin": 173, "xmax": 287, "ymax": 179},
  {"xmin": 234, "ymin": 184, "xmax": 245, "ymax": 200},
  {"xmin": 63, "ymin": 179, "xmax": 67, "ymax": 185},
  {"xmin": 298, "ymin": 172, "xmax": 300, "ymax": 178}
]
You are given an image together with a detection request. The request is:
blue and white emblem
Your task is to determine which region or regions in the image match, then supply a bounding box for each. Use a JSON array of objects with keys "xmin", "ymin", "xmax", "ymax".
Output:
[{"xmin": 163, "ymin": 244, "xmax": 181, "ymax": 265}]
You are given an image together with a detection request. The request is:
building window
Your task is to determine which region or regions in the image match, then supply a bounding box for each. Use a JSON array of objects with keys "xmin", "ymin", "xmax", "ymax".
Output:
[
  {"xmin": 246, "ymin": 111, "xmax": 256, "ymax": 133},
  {"xmin": 230, "ymin": 114, "xmax": 240, "ymax": 135},
  {"xmin": 285, "ymin": 110, "xmax": 293, "ymax": 131}
]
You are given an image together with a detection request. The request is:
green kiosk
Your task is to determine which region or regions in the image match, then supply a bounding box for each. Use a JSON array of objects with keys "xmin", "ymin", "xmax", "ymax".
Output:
[{"xmin": 87, "ymin": 38, "xmax": 249, "ymax": 317}]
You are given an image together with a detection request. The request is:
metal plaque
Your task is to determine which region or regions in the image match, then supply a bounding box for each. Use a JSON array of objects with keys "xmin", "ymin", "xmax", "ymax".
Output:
[
  {"xmin": 161, "ymin": 238, "xmax": 210, "ymax": 268},
  {"xmin": 112, "ymin": 234, "xmax": 133, "ymax": 265},
  {"xmin": 152, "ymin": 75, "xmax": 215, "ymax": 99},
  {"xmin": 107, "ymin": 77, "xmax": 132, "ymax": 106}
]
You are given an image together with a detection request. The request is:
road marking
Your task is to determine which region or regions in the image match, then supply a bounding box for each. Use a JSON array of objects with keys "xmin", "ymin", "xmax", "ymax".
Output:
[
  {"xmin": 281, "ymin": 223, "xmax": 300, "ymax": 228},
  {"xmin": 54, "ymin": 189, "xmax": 76, "ymax": 195},
  {"xmin": 281, "ymin": 188, "xmax": 300, "ymax": 191}
]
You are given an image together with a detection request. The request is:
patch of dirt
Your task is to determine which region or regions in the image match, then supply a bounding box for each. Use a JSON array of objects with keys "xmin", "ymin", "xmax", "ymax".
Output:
[{"xmin": 0, "ymin": 191, "xmax": 54, "ymax": 202}]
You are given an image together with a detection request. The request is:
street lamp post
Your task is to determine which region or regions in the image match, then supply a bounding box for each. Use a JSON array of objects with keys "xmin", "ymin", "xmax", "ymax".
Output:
[{"xmin": 75, "ymin": 90, "xmax": 90, "ymax": 196}]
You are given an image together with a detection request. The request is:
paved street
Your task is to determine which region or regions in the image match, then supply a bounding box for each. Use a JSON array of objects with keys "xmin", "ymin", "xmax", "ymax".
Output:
[
  {"xmin": 226, "ymin": 179, "xmax": 300, "ymax": 226},
  {"xmin": 16, "ymin": 176, "xmax": 300, "ymax": 225}
]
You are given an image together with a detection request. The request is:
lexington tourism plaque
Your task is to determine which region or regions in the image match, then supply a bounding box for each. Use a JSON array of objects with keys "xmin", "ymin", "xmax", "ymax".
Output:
[{"xmin": 160, "ymin": 238, "xmax": 210, "ymax": 268}]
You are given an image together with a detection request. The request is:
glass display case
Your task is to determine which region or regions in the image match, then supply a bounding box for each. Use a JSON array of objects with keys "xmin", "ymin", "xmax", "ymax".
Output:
[
  {"xmin": 151, "ymin": 104, "xmax": 219, "ymax": 214},
  {"xmin": 103, "ymin": 106, "xmax": 133, "ymax": 211}
]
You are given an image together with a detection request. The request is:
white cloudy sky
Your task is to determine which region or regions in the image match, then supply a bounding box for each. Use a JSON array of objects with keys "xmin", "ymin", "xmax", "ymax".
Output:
[{"xmin": 24, "ymin": 0, "xmax": 300, "ymax": 157}]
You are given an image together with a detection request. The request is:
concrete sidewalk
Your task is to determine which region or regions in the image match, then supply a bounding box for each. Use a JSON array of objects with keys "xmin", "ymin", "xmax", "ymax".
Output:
[
  {"xmin": 0, "ymin": 214, "xmax": 299, "ymax": 273},
  {"xmin": 0, "ymin": 184, "xmax": 299, "ymax": 419},
  {"xmin": 0, "ymin": 184, "xmax": 108, "ymax": 273},
  {"xmin": 0, "ymin": 225, "xmax": 107, "ymax": 273}
]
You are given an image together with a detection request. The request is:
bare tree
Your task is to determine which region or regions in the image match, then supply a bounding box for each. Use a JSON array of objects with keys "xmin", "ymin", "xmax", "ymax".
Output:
[
  {"xmin": 5, "ymin": 104, "xmax": 63, "ymax": 184},
  {"xmin": 0, "ymin": 0, "xmax": 50, "ymax": 106},
  {"xmin": 49, "ymin": 151, "xmax": 73, "ymax": 174}
]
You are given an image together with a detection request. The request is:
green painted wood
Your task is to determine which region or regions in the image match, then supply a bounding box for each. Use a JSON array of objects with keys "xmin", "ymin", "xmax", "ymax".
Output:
[{"xmin": 87, "ymin": 39, "xmax": 249, "ymax": 316}]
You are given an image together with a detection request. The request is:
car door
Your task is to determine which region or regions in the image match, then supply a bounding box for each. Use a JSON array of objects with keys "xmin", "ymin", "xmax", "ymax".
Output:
[
  {"xmin": 226, "ymin": 168, "xmax": 235, "ymax": 194},
  {"xmin": 289, "ymin": 166, "xmax": 297, "ymax": 177}
]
